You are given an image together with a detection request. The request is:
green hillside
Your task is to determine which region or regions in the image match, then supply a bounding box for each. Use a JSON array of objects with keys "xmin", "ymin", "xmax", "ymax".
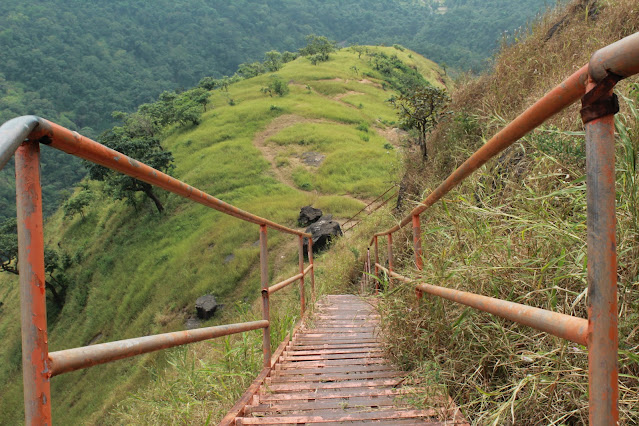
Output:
[
  {"xmin": 0, "ymin": 46, "xmax": 447, "ymax": 424},
  {"xmin": 0, "ymin": 0, "xmax": 557, "ymax": 225}
]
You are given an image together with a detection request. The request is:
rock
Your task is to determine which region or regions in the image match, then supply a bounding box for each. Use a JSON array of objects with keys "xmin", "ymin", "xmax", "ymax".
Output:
[
  {"xmin": 301, "ymin": 151, "xmax": 325, "ymax": 167},
  {"xmin": 304, "ymin": 216, "xmax": 343, "ymax": 254},
  {"xmin": 298, "ymin": 206, "xmax": 323, "ymax": 227},
  {"xmin": 195, "ymin": 294, "xmax": 218, "ymax": 320},
  {"xmin": 224, "ymin": 253, "xmax": 235, "ymax": 264}
]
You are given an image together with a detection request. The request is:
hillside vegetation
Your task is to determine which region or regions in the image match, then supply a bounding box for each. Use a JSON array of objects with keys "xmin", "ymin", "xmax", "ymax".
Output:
[
  {"xmin": 0, "ymin": 0, "xmax": 552, "ymax": 225},
  {"xmin": 377, "ymin": 0, "xmax": 639, "ymax": 423},
  {"xmin": 0, "ymin": 46, "xmax": 447, "ymax": 424}
]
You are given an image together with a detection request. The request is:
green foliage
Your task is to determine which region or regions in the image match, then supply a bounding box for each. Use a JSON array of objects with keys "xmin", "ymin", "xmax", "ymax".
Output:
[
  {"xmin": 368, "ymin": 51, "xmax": 429, "ymax": 95},
  {"xmin": 260, "ymin": 76, "xmax": 290, "ymax": 97},
  {"xmin": 263, "ymin": 50, "xmax": 283, "ymax": 72},
  {"xmin": 63, "ymin": 188, "xmax": 94, "ymax": 219},
  {"xmin": 88, "ymin": 111, "xmax": 175, "ymax": 213},
  {"xmin": 299, "ymin": 34, "xmax": 337, "ymax": 64},
  {"xmin": 0, "ymin": 218, "xmax": 71, "ymax": 313},
  {"xmin": 390, "ymin": 86, "xmax": 449, "ymax": 160}
]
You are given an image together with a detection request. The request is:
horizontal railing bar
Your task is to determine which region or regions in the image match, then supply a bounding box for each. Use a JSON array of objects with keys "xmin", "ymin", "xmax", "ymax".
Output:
[
  {"xmin": 0, "ymin": 117, "xmax": 309, "ymax": 237},
  {"xmin": 376, "ymin": 265, "xmax": 588, "ymax": 346},
  {"xmin": 372, "ymin": 64, "xmax": 590, "ymax": 239},
  {"xmin": 303, "ymin": 264, "xmax": 313, "ymax": 275},
  {"xmin": 268, "ymin": 273, "xmax": 304, "ymax": 294},
  {"xmin": 48, "ymin": 320, "xmax": 269, "ymax": 376}
]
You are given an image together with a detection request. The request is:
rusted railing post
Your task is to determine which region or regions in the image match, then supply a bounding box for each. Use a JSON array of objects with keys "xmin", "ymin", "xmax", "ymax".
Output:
[
  {"xmin": 412, "ymin": 215, "xmax": 424, "ymax": 300},
  {"xmin": 298, "ymin": 235, "xmax": 305, "ymax": 316},
  {"xmin": 366, "ymin": 248, "xmax": 372, "ymax": 294},
  {"xmin": 374, "ymin": 236, "xmax": 380, "ymax": 294},
  {"xmin": 259, "ymin": 225, "xmax": 271, "ymax": 368},
  {"xmin": 15, "ymin": 141, "xmax": 52, "ymax": 425},
  {"xmin": 307, "ymin": 237, "xmax": 315, "ymax": 302},
  {"xmin": 387, "ymin": 233, "xmax": 393, "ymax": 290},
  {"xmin": 583, "ymin": 77, "xmax": 619, "ymax": 425},
  {"xmin": 412, "ymin": 214, "xmax": 423, "ymax": 270}
]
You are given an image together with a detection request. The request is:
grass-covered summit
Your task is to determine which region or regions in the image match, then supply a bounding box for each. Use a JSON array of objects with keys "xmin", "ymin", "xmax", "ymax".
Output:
[{"xmin": 0, "ymin": 45, "xmax": 447, "ymax": 424}]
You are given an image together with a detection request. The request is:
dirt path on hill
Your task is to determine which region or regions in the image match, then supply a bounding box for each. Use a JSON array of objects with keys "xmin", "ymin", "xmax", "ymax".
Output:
[
  {"xmin": 253, "ymin": 112, "xmax": 402, "ymax": 218},
  {"xmin": 253, "ymin": 114, "xmax": 328, "ymax": 190}
]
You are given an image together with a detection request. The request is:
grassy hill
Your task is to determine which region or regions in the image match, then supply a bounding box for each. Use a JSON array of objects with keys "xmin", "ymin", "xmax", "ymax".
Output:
[{"xmin": 0, "ymin": 46, "xmax": 447, "ymax": 424}]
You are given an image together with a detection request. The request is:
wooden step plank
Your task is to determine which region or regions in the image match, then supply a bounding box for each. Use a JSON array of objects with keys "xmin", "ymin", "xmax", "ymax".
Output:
[
  {"xmin": 236, "ymin": 409, "xmax": 439, "ymax": 424},
  {"xmin": 289, "ymin": 343, "xmax": 383, "ymax": 350},
  {"xmin": 263, "ymin": 378, "xmax": 402, "ymax": 392},
  {"xmin": 277, "ymin": 358, "xmax": 388, "ymax": 369},
  {"xmin": 268, "ymin": 371, "xmax": 402, "ymax": 383},
  {"xmin": 244, "ymin": 397, "xmax": 400, "ymax": 414},
  {"xmin": 274, "ymin": 364, "xmax": 396, "ymax": 376},
  {"xmin": 258, "ymin": 387, "xmax": 405, "ymax": 402},
  {"xmin": 281, "ymin": 353, "xmax": 385, "ymax": 362},
  {"xmin": 285, "ymin": 348, "xmax": 384, "ymax": 356}
]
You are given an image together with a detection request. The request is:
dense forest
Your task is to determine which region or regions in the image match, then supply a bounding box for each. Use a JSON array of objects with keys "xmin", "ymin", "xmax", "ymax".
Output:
[{"xmin": 0, "ymin": 0, "xmax": 556, "ymax": 221}]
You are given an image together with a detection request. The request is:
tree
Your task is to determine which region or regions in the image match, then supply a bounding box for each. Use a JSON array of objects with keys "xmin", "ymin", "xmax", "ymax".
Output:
[
  {"xmin": 0, "ymin": 218, "xmax": 70, "ymax": 309},
  {"xmin": 88, "ymin": 114, "xmax": 175, "ymax": 213},
  {"xmin": 263, "ymin": 50, "xmax": 283, "ymax": 72},
  {"xmin": 390, "ymin": 86, "xmax": 449, "ymax": 160},
  {"xmin": 299, "ymin": 34, "xmax": 337, "ymax": 64},
  {"xmin": 63, "ymin": 188, "xmax": 93, "ymax": 219},
  {"xmin": 237, "ymin": 62, "xmax": 265, "ymax": 79},
  {"xmin": 351, "ymin": 44, "xmax": 367, "ymax": 59},
  {"xmin": 281, "ymin": 51, "xmax": 298, "ymax": 63}
]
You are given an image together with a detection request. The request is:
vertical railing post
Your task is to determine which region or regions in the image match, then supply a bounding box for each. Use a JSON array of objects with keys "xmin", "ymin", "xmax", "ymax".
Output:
[
  {"xmin": 412, "ymin": 214, "xmax": 424, "ymax": 300},
  {"xmin": 412, "ymin": 214, "xmax": 423, "ymax": 270},
  {"xmin": 374, "ymin": 236, "xmax": 379, "ymax": 294},
  {"xmin": 366, "ymin": 248, "xmax": 371, "ymax": 294},
  {"xmin": 298, "ymin": 235, "xmax": 305, "ymax": 317},
  {"xmin": 259, "ymin": 225, "xmax": 271, "ymax": 368},
  {"xmin": 307, "ymin": 237, "xmax": 315, "ymax": 302},
  {"xmin": 387, "ymin": 233, "xmax": 393, "ymax": 289},
  {"xmin": 583, "ymin": 79, "xmax": 619, "ymax": 425},
  {"xmin": 15, "ymin": 141, "xmax": 52, "ymax": 425}
]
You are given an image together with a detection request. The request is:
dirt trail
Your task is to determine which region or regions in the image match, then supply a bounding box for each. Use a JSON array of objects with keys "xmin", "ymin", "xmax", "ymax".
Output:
[
  {"xmin": 252, "ymin": 106, "xmax": 403, "ymax": 213},
  {"xmin": 253, "ymin": 114, "xmax": 328, "ymax": 190}
]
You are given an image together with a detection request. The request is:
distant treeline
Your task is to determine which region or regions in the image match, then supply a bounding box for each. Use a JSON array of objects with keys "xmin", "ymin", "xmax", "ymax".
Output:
[{"xmin": 0, "ymin": 0, "xmax": 555, "ymax": 221}]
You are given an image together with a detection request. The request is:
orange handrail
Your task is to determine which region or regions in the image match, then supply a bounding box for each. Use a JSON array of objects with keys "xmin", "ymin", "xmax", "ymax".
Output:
[
  {"xmin": 0, "ymin": 116, "xmax": 315, "ymax": 424},
  {"xmin": 367, "ymin": 32, "xmax": 639, "ymax": 425}
]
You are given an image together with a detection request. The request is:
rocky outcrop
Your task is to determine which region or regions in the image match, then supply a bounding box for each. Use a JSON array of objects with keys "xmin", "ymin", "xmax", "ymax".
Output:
[
  {"xmin": 298, "ymin": 205, "xmax": 323, "ymax": 227},
  {"xmin": 195, "ymin": 294, "xmax": 219, "ymax": 320},
  {"xmin": 304, "ymin": 215, "xmax": 342, "ymax": 254}
]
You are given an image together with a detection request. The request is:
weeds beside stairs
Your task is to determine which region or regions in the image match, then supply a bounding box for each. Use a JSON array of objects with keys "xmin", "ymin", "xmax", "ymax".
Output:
[{"xmin": 222, "ymin": 294, "xmax": 466, "ymax": 425}]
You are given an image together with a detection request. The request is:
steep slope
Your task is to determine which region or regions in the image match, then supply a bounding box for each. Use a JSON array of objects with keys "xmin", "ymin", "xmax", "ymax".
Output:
[
  {"xmin": 0, "ymin": 47, "xmax": 447, "ymax": 424},
  {"xmin": 375, "ymin": 0, "xmax": 639, "ymax": 423}
]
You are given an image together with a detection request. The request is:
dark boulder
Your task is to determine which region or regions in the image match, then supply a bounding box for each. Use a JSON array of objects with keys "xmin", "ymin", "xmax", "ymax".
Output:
[
  {"xmin": 298, "ymin": 206, "xmax": 323, "ymax": 227},
  {"xmin": 195, "ymin": 294, "xmax": 218, "ymax": 320},
  {"xmin": 304, "ymin": 216, "xmax": 342, "ymax": 254}
]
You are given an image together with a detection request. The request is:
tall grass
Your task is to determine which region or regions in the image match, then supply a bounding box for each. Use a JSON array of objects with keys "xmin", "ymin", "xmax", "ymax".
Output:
[{"xmin": 374, "ymin": 1, "xmax": 639, "ymax": 423}]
